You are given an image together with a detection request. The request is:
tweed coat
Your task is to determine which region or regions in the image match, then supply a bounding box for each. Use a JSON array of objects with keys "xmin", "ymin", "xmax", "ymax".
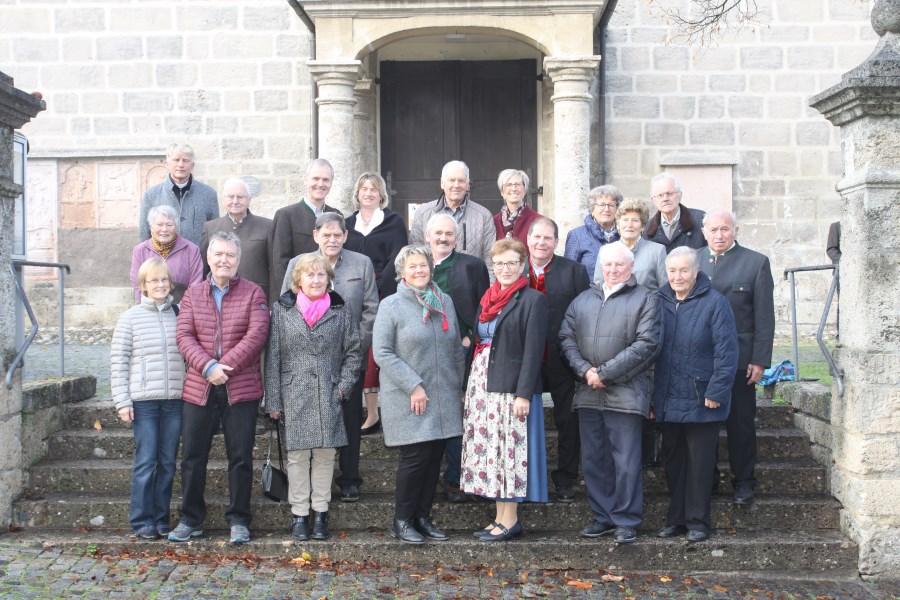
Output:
[
  {"xmin": 139, "ymin": 176, "xmax": 219, "ymax": 246},
  {"xmin": 409, "ymin": 195, "xmax": 496, "ymax": 269},
  {"xmin": 110, "ymin": 294, "xmax": 185, "ymax": 410},
  {"xmin": 176, "ymin": 276, "xmax": 270, "ymax": 406},
  {"xmin": 129, "ymin": 236, "xmax": 203, "ymax": 304},
  {"xmin": 280, "ymin": 250, "xmax": 379, "ymax": 356},
  {"xmin": 642, "ymin": 204, "xmax": 707, "ymax": 253},
  {"xmin": 264, "ymin": 290, "xmax": 363, "ymax": 451},
  {"xmin": 200, "ymin": 211, "xmax": 273, "ymax": 302},
  {"xmin": 373, "ymin": 284, "xmax": 465, "ymax": 447},
  {"xmin": 270, "ymin": 199, "xmax": 342, "ymax": 301}
]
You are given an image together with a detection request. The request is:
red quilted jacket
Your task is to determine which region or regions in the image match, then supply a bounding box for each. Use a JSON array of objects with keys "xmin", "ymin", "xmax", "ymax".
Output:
[{"xmin": 176, "ymin": 276, "xmax": 270, "ymax": 406}]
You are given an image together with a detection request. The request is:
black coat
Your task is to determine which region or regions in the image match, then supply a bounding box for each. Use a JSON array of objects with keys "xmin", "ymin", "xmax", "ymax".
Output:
[
  {"xmin": 345, "ymin": 208, "xmax": 409, "ymax": 296},
  {"xmin": 475, "ymin": 285, "xmax": 548, "ymax": 400},
  {"xmin": 269, "ymin": 200, "xmax": 341, "ymax": 301},
  {"xmin": 642, "ymin": 204, "xmax": 707, "ymax": 253},
  {"xmin": 539, "ymin": 256, "xmax": 590, "ymax": 365}
]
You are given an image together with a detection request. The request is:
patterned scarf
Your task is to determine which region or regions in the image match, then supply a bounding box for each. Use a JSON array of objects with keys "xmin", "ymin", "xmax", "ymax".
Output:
[
  {"xmin": 295, "ymin": 291, "xmax": 331, "ymax": 328},
  {"xmin": 479, "ymin": 276, "xmax": 527, "ymax": 323},
  {"xmin": 404, "ymin": 281, "xmax": 449, "ymax": 331},
  {"xmin": 151, "ymin": 235, "xmax": 177, "ymax": 259},
  {"xmin": 501, "ymin": 202, "xmax": 526, "ymax": 236}
]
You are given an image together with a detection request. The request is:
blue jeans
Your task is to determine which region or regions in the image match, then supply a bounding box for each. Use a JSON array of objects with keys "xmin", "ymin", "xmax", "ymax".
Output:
[{"xmin": 129, "ymin": 399, "xmax": 183, "ymax": 533}]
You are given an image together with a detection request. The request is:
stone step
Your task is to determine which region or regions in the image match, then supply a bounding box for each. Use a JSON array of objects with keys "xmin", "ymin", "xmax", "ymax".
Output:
[
  {"xmin": 47, "ymin": 426, "xmax": 812, "ymax": 462},
  {"xmin": 11, "ymin": 492, "xmax": 841, "ymax": 533},
  {"xmin": 25, "ymin": 458, "xmax": 828, "ymax": 497},
  {"xmin": 64, "ymin": 397, "xmax": 796, "ymax": 432},
  {"xmin": 0, "ymin": 529, "xmax": 858, "ymax": 574}
]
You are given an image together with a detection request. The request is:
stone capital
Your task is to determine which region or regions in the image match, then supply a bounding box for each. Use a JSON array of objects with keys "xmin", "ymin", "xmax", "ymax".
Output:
[
  {"xmin": 307, "ymin": 60, "xmax": 363, "ymax": 87},
  {"xmin": 543, "ymin": 56, "xmax": 601, "ymax": 84},
  {"xmin": 0, "ymin": 71, "xmax": 45, "ymax": 131}
]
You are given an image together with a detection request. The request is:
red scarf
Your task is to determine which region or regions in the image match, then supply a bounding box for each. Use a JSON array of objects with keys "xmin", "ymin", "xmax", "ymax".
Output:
[{"xmin": 479, "ymin": 276, "xmax": 527, "ymax": 323}]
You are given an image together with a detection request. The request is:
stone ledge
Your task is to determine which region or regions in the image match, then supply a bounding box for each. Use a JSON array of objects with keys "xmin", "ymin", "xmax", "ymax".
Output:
[
  {"xmin": 782, "ymin": 381, "xmax": 832, "ymax": 421},
  {"xmin": 23, "ymin": 376, "xmax": 96, "ymax": 413}
]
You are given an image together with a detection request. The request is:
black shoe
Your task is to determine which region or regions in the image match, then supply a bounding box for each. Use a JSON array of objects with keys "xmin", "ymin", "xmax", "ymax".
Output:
[
  {"xmin": 291, "ymin": 515, "xmax": 310, "ymax": 541},
  {"xmin": 481, "ymin": 521, "xmax": 523, "ymax": 542},
  {"xmin": 414, "ymin": 517, "xmax": 448, "ymax": 541},
  {"xmin": 360, "ymin": 419, "xmax": 381, "ymax": 436},
  {"xmin": 580, "ymin": 521, "xmax": 616, "ymax": 538},
  {"xmin": 312, "ymin": 512, "xmax": 329, "ymax": 540},
  {"xmin": 733, "ymin": 485, "xmax": 754, "ymax": 505},
  {"xmin": 657, "ymin": 525, "xmax": 688, "ymax": 538},
  {"xmin": 473, "ymin": 522, "xmax": 500, "ymax": 539},
  {"xmin": 614, "ymin": 526, "xmax": 637, "ymax": 544},
  {"xmin": 442, "ymin": 482, "xmax": 468, "ymax": 503},
  {"xmin": 340, "ymin": 485, "xmax": 360, "ymax": 503},
  {"xmin": 687, "ymin": 529, "xmax": 709, "ymax": 542},
  {"xmin": 556, "ymin": 482, "xmax": 575, "ymax": 503},
  {"xmin": 390, "ymin": 519, "xmax": 426, "ymax": 544}
]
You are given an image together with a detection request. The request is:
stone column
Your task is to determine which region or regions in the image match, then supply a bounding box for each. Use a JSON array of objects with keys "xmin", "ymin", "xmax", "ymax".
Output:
[
  {"xmin": 544, "ymin": 56, "xmax": 601, "ymax": 245},
  {"xmin": 354, "ymin": 79, "xmax": 377, "ymax": 177},
  {"xmin": 809, "ymin": 0, "xmax": 900, "ymax": 577},
  {"xmin": 308, "ymin": 60, "xmax": 362, "ymax": 214},
  {"xmin": 0, "ymin": 72, "xmax": 44, "ymax": 527}
]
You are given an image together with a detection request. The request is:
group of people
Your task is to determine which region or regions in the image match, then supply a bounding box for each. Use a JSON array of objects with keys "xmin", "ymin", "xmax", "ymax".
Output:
[{"xmin": 111, "ymin": 144, "xmax": 775, "ymax": 547}]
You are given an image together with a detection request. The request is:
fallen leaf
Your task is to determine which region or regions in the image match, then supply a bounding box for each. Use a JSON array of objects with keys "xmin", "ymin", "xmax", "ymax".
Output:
[
  {"xmin": 601, "ymin": 573, "xmax": 625, "ymax": 583},
  {"xmin": 521, "ymin": 572, "xmax": 529, "ymax": 580},
  {"xmin": 566, "ymin": 580, "xmax": 593, "ymax": 589},
  {"xmin": 487, "ymin": 570, "xmax": 493, "ymax": 577},
  {"xmin": 93, "ymin": 419, "xmax": 103, "ymax": 431},
  {"xmin": 659, "ymin": 575, "xmax": 672, "ymax": 583},
  {"xmin": 683, "ymin": 578, "xmax": 693, "ymax": 585},
  {"xmin": 302, "ymin": 551, "xmax": 312, "ymax": 561},
  {"xmin": 713, "ymin": 585, "xmax": 729, "ymax": 592}
]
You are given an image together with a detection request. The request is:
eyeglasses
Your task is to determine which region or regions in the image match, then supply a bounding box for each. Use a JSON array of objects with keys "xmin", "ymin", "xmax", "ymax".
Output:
[
  {"xmin": 653, "ymin": 191, "xmax": 680, "ymax": 199},
  {"xmin": 224, "ymin": 194, "xmax": 249, "ymax": 201},
  {"xmin": 504, "ymin": 182, "xmax": 525, "ymax": 189},
  {"xmin": 593, "ymin": 202, "xmax": 617, "ymax": 210},
  {"xmin": 492, "ymin": 260, "xmax": 521, "ymax": 271}
]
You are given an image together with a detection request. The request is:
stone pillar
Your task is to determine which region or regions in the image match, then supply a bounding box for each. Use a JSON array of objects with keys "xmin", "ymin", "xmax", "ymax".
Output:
[
  {"xmin": 308, "ymin": 60, "xmax": 362, "ymax": 214},
  {"xmin": 0, "ymin": 72, "xmax": 44, "ymax": 527},
  {"xmin": 544, "ymin": 56, "xmax": 601, "ymax": 245},
  {"xmin": 809, "ymin": 0, "xmax": 900, "ymax": 577},
  {"xmin": 354, "ymin": 79, "xmax": 377, "ymax": 178}
]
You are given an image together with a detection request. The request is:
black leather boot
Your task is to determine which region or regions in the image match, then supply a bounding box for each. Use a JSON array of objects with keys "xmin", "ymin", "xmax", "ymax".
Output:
[
  {"xmin": 389, "ymin": 518, "xmax": 425, "ymax": 544},
  {"xmin": 291, "ymin": 515, "xmax": 309, "ymax": 541},
  {"xmin": 312, "ymin": 511, "xmax": 329, "ymax": 540}
]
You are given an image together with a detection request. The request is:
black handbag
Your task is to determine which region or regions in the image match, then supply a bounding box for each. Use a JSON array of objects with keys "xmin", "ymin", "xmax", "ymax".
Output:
[{"xmin": 261, "ymin": 420, "xmax": 289, "ymax": 503}]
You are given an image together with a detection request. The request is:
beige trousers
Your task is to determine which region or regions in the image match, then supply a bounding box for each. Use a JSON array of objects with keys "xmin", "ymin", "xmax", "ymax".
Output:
[{"xmin": 286, "ymin": 447, "xmax": 336, "ymax": 516}]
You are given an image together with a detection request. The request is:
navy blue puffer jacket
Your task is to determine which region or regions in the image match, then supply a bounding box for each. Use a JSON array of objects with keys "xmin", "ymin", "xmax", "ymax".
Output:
[{"xmin": 653, "ymin": 272, "xmax": 738, "ymax": 423}]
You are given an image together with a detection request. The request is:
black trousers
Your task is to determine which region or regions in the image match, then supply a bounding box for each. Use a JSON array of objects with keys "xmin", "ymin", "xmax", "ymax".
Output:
[
  {"xmin": 725, "ymin": 370, "xmax": 757, "ymax": 489},
  {"xmin": 179, "ymin": 385, "xmax": 259, "ymax": 527},
  {"xmin": 337, "ymin": 373, "xmax": 365, "ymax": 490},
  {"xmin": 394, "ymin": 439, "xmax": 447, "ymax": 521},
  {"xmin": 661, "ymin": 421, "xmax": 720, "ymax": 534},
  {"xmin": 543, "ymin": 359, "xmax": 580, "ymax": 487}
]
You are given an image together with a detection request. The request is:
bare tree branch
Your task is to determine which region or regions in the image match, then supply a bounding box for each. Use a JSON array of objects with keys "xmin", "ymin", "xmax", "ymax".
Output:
[{"xmin": 644, "ymin": 0, "xmax": 763, "ymax": 45}]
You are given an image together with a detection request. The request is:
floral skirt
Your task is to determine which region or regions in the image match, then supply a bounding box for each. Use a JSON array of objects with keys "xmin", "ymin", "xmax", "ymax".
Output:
[{"xmin": 460, "ymin": 348, "xmax": 548, "ymax": 502}]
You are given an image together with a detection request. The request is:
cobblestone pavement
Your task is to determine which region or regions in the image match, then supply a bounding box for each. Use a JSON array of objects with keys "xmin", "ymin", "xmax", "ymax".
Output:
[{"xmin": 0, "ymin": 542, "xmax": 897, "ymax": 600}]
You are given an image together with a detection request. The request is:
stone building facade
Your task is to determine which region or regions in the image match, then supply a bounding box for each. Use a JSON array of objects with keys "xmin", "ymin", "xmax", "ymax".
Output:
[{"xmin": 0, "ymin": 0, "xmax": 875, "ymax": 328}]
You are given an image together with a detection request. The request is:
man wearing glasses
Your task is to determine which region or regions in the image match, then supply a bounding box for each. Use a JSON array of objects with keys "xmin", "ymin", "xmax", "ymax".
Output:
[
  {"xmin": 642, "ymin": 173, "xmax": 707, "ymax": 253},
  {"xmin": 200, "ymin": 178, "xmax": 273, "ymax": 302}
]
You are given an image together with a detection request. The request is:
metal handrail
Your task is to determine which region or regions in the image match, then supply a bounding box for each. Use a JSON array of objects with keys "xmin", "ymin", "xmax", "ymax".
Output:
[
  {"xmin": 5, "ymin": 260, "xmax": 71, "ymax": 390},
  {"xmin": 783, "ymin": 263, "xmax": 843, "ymax": 397}
]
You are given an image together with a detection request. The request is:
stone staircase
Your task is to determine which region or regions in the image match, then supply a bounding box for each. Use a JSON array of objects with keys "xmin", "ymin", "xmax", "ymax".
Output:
[{"xmin": 9, "ymin": 394, "xmax": 858, "ymax": 575}]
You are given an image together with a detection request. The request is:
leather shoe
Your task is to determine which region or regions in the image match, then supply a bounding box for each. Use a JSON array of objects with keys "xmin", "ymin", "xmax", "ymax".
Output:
[
  {"xmin": 414, "ymin": 517, "xmax": 448, "ymax": 541},
  {"xmin": 340, "ymin": 485, "xmax": 360, "ymax": 503},
  {"xmin": 733, "ymin": 485, "xmax": 754, "ymax": 505},
  {"xmin": 360, "ymin": 419, "xmax": 381, "ymax": 436},
  {"xmin": 312, "ymin": 511, "xmax": 329, "ymax": 540},
  {"xmin": 442, "ymin": 482, "xmax": 468, "ymax": 503},
  {"xmin": 556, "ymin": 482, "xmax": 575, "ymax": 503},
  {"xmin": 657, "ymin": 525, "xmax": 688, "ymax": 538},
  {"xmin": 614, "ymin": 526, "xmax": 637, "ymax": 544},
  {"xmin": 687, "ymin": 530, "xmax": 709, "ymax": 542},
  {"xmin": 473, "ymin": 522, "xmax": 500, "ymax": 539},
  {"xmin": 481, "ymin": 521, "xmax": 523, "ymax": 542},
  {"xmin": 291, "ymin": 515, "xmax": 309, "ymax": 541},
  {"xmin": 390, "ymin": 519, "xmax": 426, "ymax": 544},
  {"xmin": 580, "ymin": 521, "xmax": 616, "ymax": 538}
]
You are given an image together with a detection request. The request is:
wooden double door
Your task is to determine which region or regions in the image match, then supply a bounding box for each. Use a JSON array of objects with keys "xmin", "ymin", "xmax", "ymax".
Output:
[{"xmin": 380, "ymin": 59, "xmax": 538, "ymax": 226}]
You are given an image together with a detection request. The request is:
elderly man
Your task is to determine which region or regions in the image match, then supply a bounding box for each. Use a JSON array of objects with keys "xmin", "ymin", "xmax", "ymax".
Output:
[
  {"xmin": 281, "ymin": 213, "xmax": 378, "ymax": 503},
  {"xmin": 171, "ymin": 232, "xmax": 269, "ymax": 545},
  {"xmin": 200, "ymin": 178, "xmax": 273, "ymax": 300},
  {"xmin": 642, "ymin": 173, "xmax": 706, "ymax": 253},
  {"xmin": 271, "ymin": 159, "xmax": 342, "ymax": 301},
  {"xmin": 559, "ymin": 242, "xmax": 660, "ymax": 544},
  {"xmin": 700, "ymin": 211, "xmax": 775, "ymax": 505},
  {"xmin": 526, "ymin": 217, "xmax": 590, "ymax": 503},
  {"xmin": 409, "ymin": 160, "xmax": 495, "ymax": 272},
  {"xmin": 140, "ymin": 143, "xmax": 220, "ymax": 246}
]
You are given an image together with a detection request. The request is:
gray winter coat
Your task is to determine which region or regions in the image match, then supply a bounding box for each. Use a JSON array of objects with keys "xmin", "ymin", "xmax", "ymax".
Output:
[
  {"xmin": 264, "ymin": 290, "xmax": 363, "ymax": 451},
  {"xmin": 559, "ymin": 276, "xmax": 661, "ymax": 416},
  {"xmin": 110, "ymin": 294, "xmax": 185, "ymax": 410},
  {"xmin": 373, "ymin": 284, "xmax": 465, "ymax": 447}
]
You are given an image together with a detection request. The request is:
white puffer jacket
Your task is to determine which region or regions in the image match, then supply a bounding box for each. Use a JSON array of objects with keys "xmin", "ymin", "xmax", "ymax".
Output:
[{"xmin": 110, "ymin": 294, "xmax": 185, "ymax": 410}]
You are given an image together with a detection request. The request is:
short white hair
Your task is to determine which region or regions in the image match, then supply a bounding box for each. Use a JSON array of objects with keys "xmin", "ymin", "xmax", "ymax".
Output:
[
  {"xmin": 147, "ymin": 205, "xmax": 179, "ymax": 233},
  {"xmin": 650, "ymin": 172, "xmax": 681, "ymax": 195},
  {"xmin": 425, "ymin": 213, "xmax": 457, "ymax": 236},
  {"xmin": 165, "ymin": 143, "xmax": 194, "ymax": 160},
  {"xmin": 221, "ymin": 177, "xmax": 250, "ymax": 197},
  {"xmin": 441, "ymin": 160, "xmax": 470, "ymax": 182},
  {"xmin": 702, "ymin": 210, "xmax": 738, "ymax": 228},
  {"xmin": 599, "ymin": 241, "xmax": 635, "ymax": 265},
  {"xmin": 666, "ymin": 246, "xmax": 699, "ymax": 271}
]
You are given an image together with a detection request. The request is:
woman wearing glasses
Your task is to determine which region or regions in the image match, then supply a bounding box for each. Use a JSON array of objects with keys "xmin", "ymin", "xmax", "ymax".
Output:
[
  {"xmin": 564, "ymin": 185, "xmax": 622, "ymax": 277},
  {"xmin": 492, "ymin": 169, "xmax": 543, "ymax": 245},
  {"xmin": 461, "ymin": 239, "xmax": 549, "ymax": 541}
]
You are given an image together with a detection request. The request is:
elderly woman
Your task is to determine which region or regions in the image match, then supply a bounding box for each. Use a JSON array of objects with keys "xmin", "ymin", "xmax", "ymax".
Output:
[
  {"xmin": 654, "ymin": 247, "xmax": 738, "ymax": 543},
  {"xmin": 265, "ymin": 254, "xmax": 363, "ymax": 542},
  {"xmin": 344, "ymin": 172, "xmax": 409, "ymax": 434},
  {"xmin": 564, "ymin": 185, "xmax": 622, "ymax": 276},
  {"xmin": 493, "ymin": 169, "xmax": 543, "ymax": 244},
  {"xmin": 462, "ymin": 239, "xmax": 549, "ymax": 542},
  {"xmin": 373, "ymin": 245, "xmax": 465, "ymax": 544},
  {"xmin": 594, "ymin": 198, "xmax": 667, "ymax": 292},
  {"xmin": 111, "ymin": 258, "xmax": 185, "ymax": 540},
  {"xmin": 130, "ymin": 205, "xmax": 203, "ymax": 304}
]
